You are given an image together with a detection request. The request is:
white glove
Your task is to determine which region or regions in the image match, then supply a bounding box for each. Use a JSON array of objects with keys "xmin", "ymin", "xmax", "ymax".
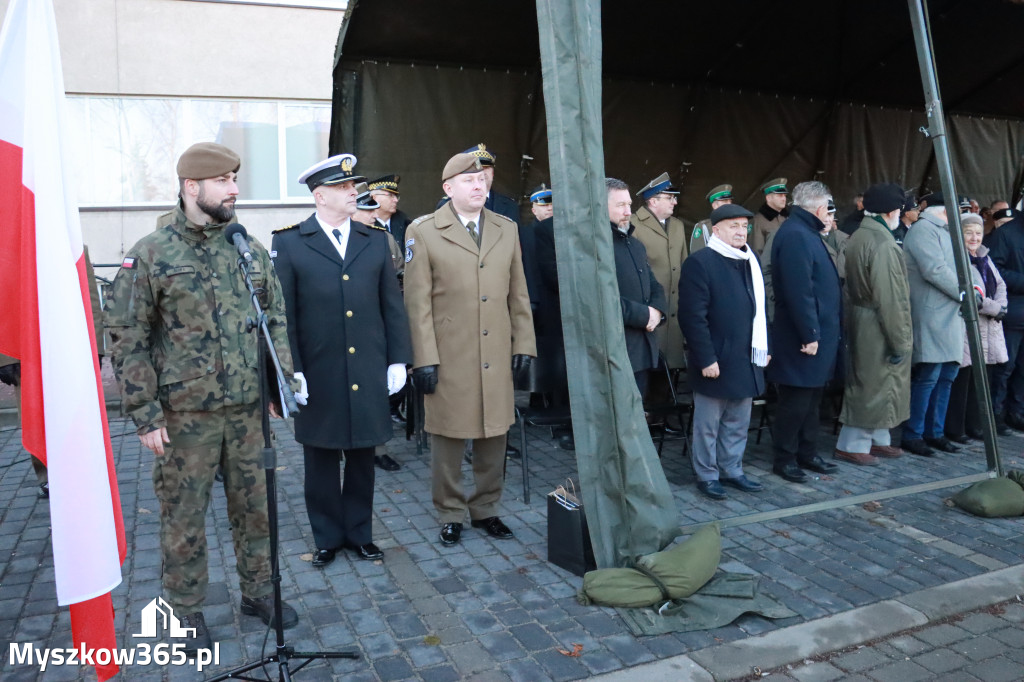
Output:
[
  {"xmin": 387, "ymin": 364, "xmax": 407, "ymax": 396},
  {"xmin": 294, "ymin": 372, "xmax": 308, "ymax": 406}
]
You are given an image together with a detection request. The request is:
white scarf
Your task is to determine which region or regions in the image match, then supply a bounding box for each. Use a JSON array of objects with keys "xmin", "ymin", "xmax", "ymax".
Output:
[{"xmin": 706, "ymin": 234, "xmax": 769, "ymax": 367}]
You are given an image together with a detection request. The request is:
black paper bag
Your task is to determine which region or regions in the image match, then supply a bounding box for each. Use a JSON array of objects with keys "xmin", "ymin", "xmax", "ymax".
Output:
[{"xmin": 547, "ymin": 484, "xmax": 596, "ymax": 576}]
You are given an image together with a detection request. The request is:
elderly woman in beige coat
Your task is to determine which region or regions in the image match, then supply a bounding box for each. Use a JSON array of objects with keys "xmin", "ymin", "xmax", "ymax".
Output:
[{"xmin": 945, "ymin": 213, "xmax": 1009, "ymax": 442}]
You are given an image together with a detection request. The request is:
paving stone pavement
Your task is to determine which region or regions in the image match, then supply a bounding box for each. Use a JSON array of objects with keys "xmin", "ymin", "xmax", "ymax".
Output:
[
  {"xmin": 2, "ymin": 381, "xmax": 1024, "ymax": 681},
  {"xmin": 735, "ymin": 599, "xmax": 1024, "ymax": 682}
]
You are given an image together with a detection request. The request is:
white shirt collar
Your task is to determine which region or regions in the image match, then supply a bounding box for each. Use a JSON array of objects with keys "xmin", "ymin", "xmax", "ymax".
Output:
[{"xmin": 317, "ymin": 214, "xmax": 351, "ymax": 259}]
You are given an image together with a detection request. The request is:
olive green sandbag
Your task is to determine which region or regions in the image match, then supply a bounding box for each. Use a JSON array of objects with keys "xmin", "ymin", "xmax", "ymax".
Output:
[
  {"xmin": 951, "ymin": 477, "xmax": 1024, "ymax": 518},
  {"xmin": 636, "ymin": 522, "xmax": 721, "ymax": 599},
  {"xmin": 577, "ymin": 523, "xmax": 721, "ymax": 607}
]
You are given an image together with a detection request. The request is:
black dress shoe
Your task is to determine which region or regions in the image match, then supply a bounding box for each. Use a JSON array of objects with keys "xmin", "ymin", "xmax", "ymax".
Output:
[
  {"xmin": 240, "ymin": 594, "xmax": 299, "ymax": 629},
  {"xmin": 471, "ymin": 516, "xmax": 514, "ymax": 539},
  {"xmin": 38, "ymin": 483, "xmax": 49, "ymax": 499},
  {"xmin": 375, "ymin": 454, "xmax": 401, "ymax": 471},
  {"xmin": 558, "ymin": 434, "xmax": 576, "ymax": 451},
  {"xmin": 345, "ymin": 542, "xmax": 383, "ymax": 560},
  {"xmin": 696, "ymin": 480, "xmax": 727, "ymax": 500},
  {"xmin": 965, "ymin": 429, "xmax": 985, "ymax": 440},
  {"xmin": 1005, "ymin": 412, "xmax": 1024, "ymax": 432},
  {"xmin": 799, "ymin": 455, "xmax": 839, "ymax": 475},
  {"xmin": 505, "ymin": 445, "xmax": 521, "ymax": 460},
  {"xmin": 925, "ymin": 436, "xmax": 960, "ymax": 453},
  {"xmin": 439, "ymin": 522, "xmax": 463, "ymax": 546},
  {"xmin": 901, "ymin": 438, "xmax": 936, "ymax": 457},
  {"xmin": 945, "ymin": 433, "xmax": 972, "ymax": 445},
  {"xmin": 311, "ymin": 548, "xmax": 336, "ymax": 567},
  {"xmin": 773, "ymin": 463, "xmax": 808, "ymax": 483},
  {"xmin": 720, "ymin": 475, "xmax": 764, "ymax": 492}
]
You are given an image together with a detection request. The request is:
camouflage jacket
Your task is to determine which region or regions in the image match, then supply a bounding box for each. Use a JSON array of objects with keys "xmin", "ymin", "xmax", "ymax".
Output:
[{"xmin": 106, "ymin": 206, "xmax": 295, "ymax": 434}]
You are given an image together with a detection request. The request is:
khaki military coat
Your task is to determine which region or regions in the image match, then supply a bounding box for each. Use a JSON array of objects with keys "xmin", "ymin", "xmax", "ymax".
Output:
[
  {"xmin": 630, "ymin": 206, "xmax": 688, "ymax": 368},
  {"xmin": 751, "ymin": 206, "xmax": 786, "ymax": 256},
  {"xmin": 403, "ymin": 203, "xmax": 536, "ymax": 439},
  {"xmin": 840, "ymin": 216, "xmax": 913, "ymax": 429}
]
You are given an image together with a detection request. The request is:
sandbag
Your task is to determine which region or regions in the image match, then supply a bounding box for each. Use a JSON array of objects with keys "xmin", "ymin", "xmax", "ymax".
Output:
[
  {"xmin": 951, "ymin": 477, "xmax": 1024, "ymax": 518},
  {"xmin": 636, "ymin": 522, "xmax": 721, "ymax": 599},
  {"xmin": 578, "ymin": 523, "xmax": 721, "ymax": 607}
]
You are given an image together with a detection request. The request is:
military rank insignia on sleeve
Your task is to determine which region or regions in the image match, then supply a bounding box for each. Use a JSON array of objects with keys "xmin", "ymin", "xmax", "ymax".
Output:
[
  {"xmin": 405, "ymin": 247, "xmax": 413, "ymax": 263},
  {"xmin": 121, "ymin": 256, "xmax": 137, "ymax": 269}
]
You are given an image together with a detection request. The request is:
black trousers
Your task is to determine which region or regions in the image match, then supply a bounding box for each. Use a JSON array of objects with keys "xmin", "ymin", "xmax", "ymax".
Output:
[
  {"xmin": 946, "ymin": 365, "xmax": 983, "ymax": 438},
  {"xmin": 772, "ymin": 384, "xmax": 824, "ymax": 467},
  {"xmin": 303, "ymin": 445, "xmax": 375, "ymax": 550}
]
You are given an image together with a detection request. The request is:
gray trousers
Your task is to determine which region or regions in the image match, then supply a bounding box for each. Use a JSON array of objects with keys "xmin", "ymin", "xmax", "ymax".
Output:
[
  {"xmin": 692, "ymin": 392, "xmax": 752, "ymax": 482},
  {"xmin": 836, "ymin": 425, "xmax": 891, "ymax": 454}
]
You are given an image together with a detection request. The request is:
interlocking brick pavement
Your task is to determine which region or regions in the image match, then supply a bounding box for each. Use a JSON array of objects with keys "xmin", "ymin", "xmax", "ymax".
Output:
[{"xmin": 2, "ymin": 385, "xmax": 1024, "ymax": 680}]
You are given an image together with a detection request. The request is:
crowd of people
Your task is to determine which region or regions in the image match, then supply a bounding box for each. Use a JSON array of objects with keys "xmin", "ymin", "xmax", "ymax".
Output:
[
  {"xmin": 91, "ymin": 137, "xmax": 1021, "ymax": 654},
  {"xmin": 530, "ymin": 171, "xmax": 1020, "ymax": 503}
]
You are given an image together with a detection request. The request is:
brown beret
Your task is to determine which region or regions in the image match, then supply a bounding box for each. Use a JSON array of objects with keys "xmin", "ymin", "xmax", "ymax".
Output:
[
  {"xmin": 442, "ymin": 153, "xmax": 484, "ymax": 182},
  {"xmin": 177, "ymin": 142, "xmax": 241, "ymax": 180}
]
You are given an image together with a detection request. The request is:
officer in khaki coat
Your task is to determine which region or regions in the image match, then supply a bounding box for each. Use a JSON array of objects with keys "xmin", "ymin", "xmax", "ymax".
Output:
[
  {"xmin": 404, "ymin": 153, "xmax": 536, "ymax": 547},
  {"xmin": 751, "ymin": 178, "xmax": 790, "ymax": 256},
  {"xmin": 631, "ymin": 172, "xmax": 688, "ymax": 371}
]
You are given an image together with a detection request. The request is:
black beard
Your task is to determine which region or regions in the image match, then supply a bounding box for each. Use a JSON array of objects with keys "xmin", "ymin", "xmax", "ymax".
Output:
[{"xmin": 197, "ymin": 187, "xmax": 235, "ymax": 224}]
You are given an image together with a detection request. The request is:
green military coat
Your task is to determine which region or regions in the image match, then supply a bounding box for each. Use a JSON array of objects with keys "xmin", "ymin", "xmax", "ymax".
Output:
[
  {"xmin": 839, "ymin": 216, "xmax": 913, "ymax": 429},
  {"xmin": 403, "ymin": 203, "xmax": 535, "ymax": 439},
  {"xmin": 630, "ymin": 206, "xmax": 688, "ymax": 368}
]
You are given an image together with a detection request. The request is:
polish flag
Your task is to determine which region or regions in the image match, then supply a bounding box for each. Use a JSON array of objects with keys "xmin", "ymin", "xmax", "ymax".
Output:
[{"xmin": 0, "ymin": 1, "xmax": 126, "ymax": 679}]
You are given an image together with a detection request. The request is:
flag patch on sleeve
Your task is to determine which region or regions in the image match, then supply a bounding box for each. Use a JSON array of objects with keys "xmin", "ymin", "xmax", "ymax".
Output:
[{"xmin": 121, "ymin": 257, "xmax": 136, "ymax": 269}]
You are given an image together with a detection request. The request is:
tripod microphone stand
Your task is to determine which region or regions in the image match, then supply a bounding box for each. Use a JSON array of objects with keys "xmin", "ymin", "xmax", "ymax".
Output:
[{"xmin": 209, "ymin": 252, "xmax": 358, "ymax": 681}]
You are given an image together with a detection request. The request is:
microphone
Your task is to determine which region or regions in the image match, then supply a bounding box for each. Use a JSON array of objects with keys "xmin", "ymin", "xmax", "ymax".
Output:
[{"xmin": 225, "ymin": 223, "xmax": 252, "ymax": 262}]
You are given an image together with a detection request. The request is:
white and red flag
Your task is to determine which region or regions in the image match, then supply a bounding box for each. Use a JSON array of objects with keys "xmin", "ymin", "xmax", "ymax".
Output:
[{"xmin": 0, "ymin": 0, "xmax": 126, "ymax": 679}]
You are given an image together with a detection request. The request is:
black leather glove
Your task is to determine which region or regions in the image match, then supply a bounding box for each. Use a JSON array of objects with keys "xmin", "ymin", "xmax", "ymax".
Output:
[
  {"xmin": 411, "ymin": 365, "xmax": 439, "ymax": 394},
  {"xmin": 995, "ymin": 307, "xmax": 1008, "ymax": 321},
  {"xmin": 512, "ymin": 354, "xmax": 532, "ymax": 386},
  {"xmin": 888, "ymin": 354, "xmax": 904, "ymax": 365}
]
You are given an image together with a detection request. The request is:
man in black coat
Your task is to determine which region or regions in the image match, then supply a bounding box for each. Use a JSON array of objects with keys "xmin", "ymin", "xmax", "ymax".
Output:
[
  {"xmin": 369, "ymin": 174, "xmax": 412, "ymax": 247},
  {"xmin": 679, "ymin": 204, "xmax": 769, "ymax": 500},
  {"xmin": 607, "ymin": 178, "xmax": 667, "ymax": 394},
  {"xmin": 768, "ymin": 181, "xmax": 842, "ymax": 483},
  {"xmin": 987, "ymin": 213, "xmax": 1024, "ymax": 432},
  {"xmin": 272, "ymin": 154, "xmax": 412, "ymax": 567}
]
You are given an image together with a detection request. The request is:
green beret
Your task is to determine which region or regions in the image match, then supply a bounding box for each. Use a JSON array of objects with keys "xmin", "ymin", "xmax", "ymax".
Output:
[
  {"xmin": 176, "ymin": 142, "xmax": 241, "ymax": 180},
  {"xmin": 442, "ymin": 153, "xmax": 484, "ymax": 182}
]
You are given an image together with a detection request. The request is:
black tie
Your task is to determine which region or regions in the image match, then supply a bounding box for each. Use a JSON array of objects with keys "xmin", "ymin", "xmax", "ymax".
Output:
[{"xmin": 332, "ymin": 228, "xmax": 344, "ymax": 260}]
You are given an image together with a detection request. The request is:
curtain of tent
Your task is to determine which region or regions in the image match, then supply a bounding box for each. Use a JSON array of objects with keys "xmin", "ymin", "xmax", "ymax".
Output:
[{"xmin": 536, "ymin": 0, "xmax": 679, "ymax": 568}]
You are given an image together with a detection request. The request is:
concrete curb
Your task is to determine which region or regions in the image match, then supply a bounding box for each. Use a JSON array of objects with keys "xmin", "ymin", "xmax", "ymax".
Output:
[{"xmin": 591, "ymin": 563, "xmax": 1024, "ymax": 681}]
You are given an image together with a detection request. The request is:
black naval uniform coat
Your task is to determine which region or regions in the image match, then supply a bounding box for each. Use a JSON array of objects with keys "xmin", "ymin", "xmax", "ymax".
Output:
[{"xmin": 272, "ymin": 214, "xmax": 412, "ymax": 449}]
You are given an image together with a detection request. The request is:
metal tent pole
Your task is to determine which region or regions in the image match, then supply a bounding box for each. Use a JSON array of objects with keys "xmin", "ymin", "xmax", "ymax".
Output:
[{"xmin": 906, "ymin": 0, "xmax": 1002, "ymax": 476}]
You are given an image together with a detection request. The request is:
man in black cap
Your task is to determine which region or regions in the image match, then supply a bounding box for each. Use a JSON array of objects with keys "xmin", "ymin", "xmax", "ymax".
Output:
[
  {"xmin": 689, "ymin": 184, "xmax": 734, "ymax": 254},
  {"xmin": 678, "ymin": 204, "xmax": 768, "ymax": 500},
  {"xmin": 835, "ymin": 183, "xmax": 912, "ymax": 466},
  {"xmin": 751, "ymin": 178, "xmax": 789, "ymax": 255},
  {"xmin": 272, "ymin": 154, "xmax": 412, "ymax": 566},
  {"xmin": 607, "ymin": 178, "xmax": 667, "ymax": 394},
  {"xmin": 893, "ymin": 194, "xmax": 919, "ymax": 247},
  {"xmin": 902, "ymin": 191, "xmax": 964, "ymax": 455},
  {"xmin": 369, "ymin": 174, "xmax": 412, "ymax": 247}
]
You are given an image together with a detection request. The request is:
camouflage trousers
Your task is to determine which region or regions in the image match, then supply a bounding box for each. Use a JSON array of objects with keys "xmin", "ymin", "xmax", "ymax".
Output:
[{"xmin": 153, "ymin": 402, "xmax": 271, "ymax": 613}]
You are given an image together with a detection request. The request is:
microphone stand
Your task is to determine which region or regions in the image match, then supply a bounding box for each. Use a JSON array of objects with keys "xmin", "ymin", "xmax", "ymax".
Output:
[{"xmin": 208, "ymin": 256, "xmax": 358, "ymax": 682}]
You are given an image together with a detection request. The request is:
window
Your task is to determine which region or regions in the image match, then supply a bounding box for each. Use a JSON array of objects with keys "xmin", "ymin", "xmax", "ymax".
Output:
[{"xmin": 67, "ymin": 96, "xmax": 331, "ymax": 206}]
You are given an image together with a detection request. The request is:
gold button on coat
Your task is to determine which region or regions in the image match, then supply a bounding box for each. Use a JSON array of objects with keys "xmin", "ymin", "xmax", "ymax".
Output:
[
  {"xmin": 346, "ymin": 310, "xmax": 353, "ymax": 317},
  {"xmin": 352, "ymin": 384, "xmax": 359, "ymax": 391},
  {"xmin": 348, "ymin": 347, "xmax": 355, "ymax": 354},
  {"xmin": 343, "ymin": 274, "xmax": 349, "ymax": 280}
]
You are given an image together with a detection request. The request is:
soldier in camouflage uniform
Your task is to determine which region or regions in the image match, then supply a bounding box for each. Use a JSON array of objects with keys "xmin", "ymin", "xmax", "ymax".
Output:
[{"xmin": 106, "ymin": 143, "xmax": 301, "ymax": 652}]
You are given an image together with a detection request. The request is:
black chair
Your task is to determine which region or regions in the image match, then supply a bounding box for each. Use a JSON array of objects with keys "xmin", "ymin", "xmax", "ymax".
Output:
[
  {"xmin": 513, "ymin": 403, "xmax": 573, "ymax": 504},
  {"xmin": 751, "ymin": 384, "xmax": 777, "ymax": 444},
  {"xmin": 644, "ymin": 358, "xmax": 694, "ymax": 457}
]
